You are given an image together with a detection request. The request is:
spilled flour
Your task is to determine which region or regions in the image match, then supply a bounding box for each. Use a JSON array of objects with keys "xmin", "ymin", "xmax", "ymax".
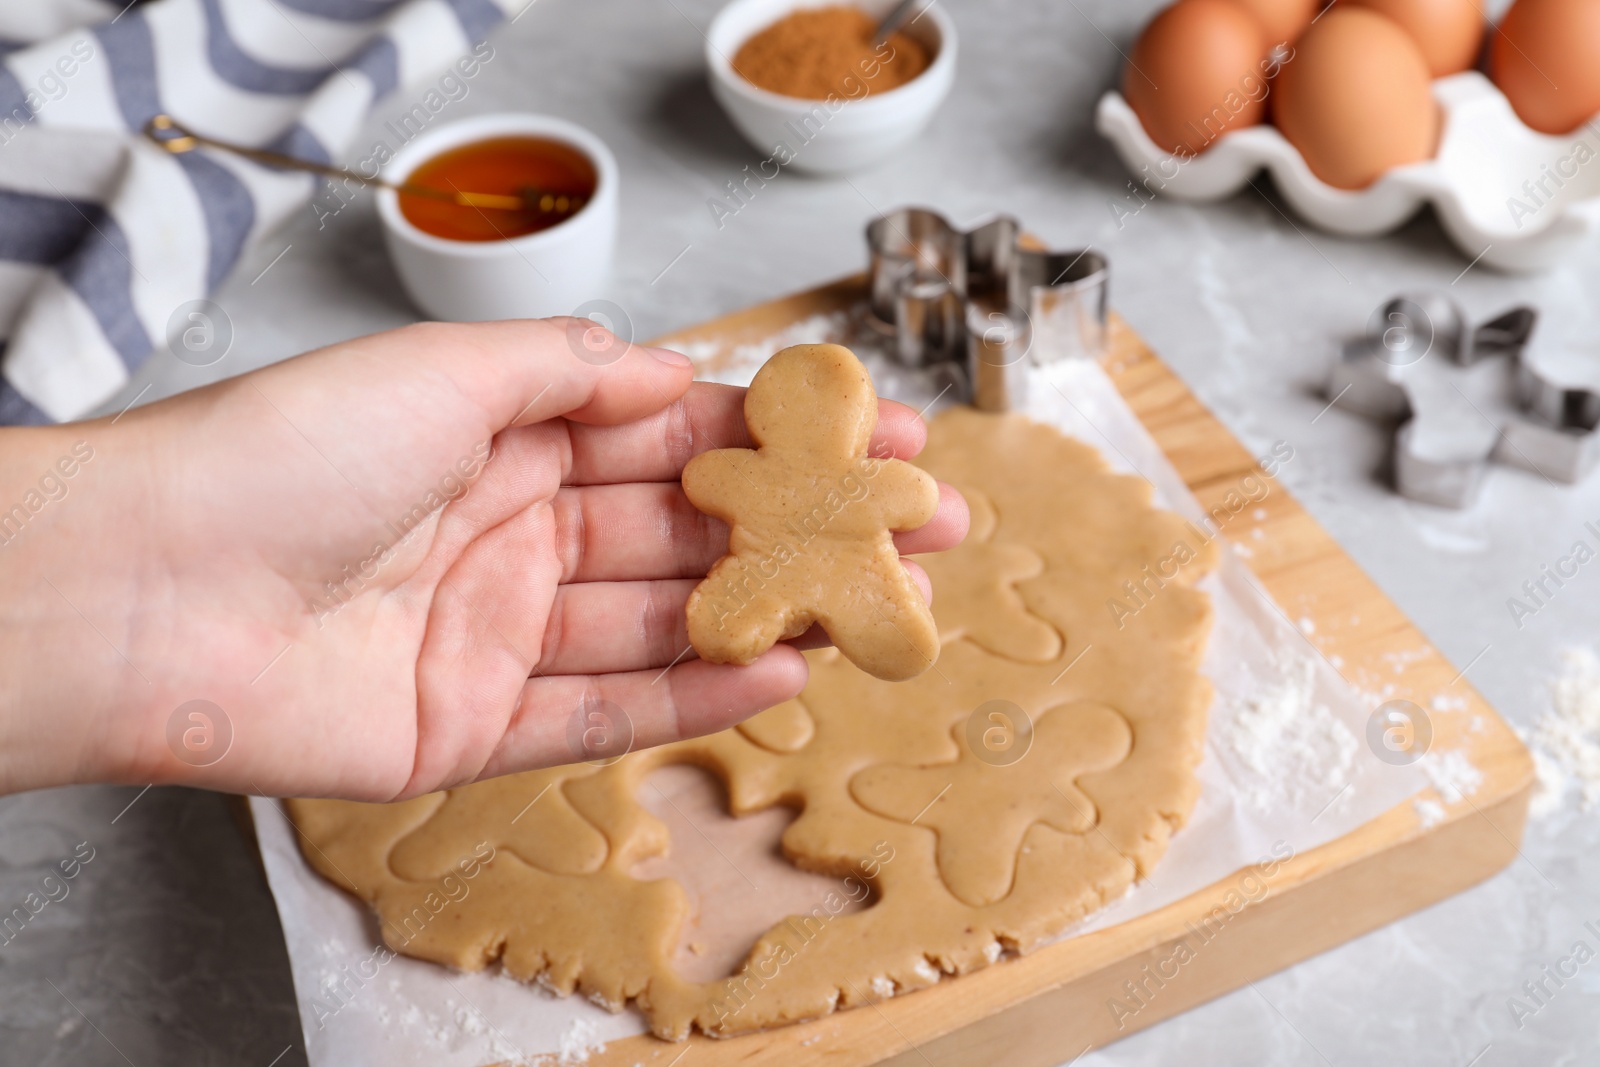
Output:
[
  {"xmin": 1222, "ymin": 651, "xmax": 1360, "ymax": 814},
  {"xmin": 673, "ymin": 311, "xmax": 853, "ymax": 373},
  {"xmin": 1525, "ymin": 648, "xmax": 1600, "ymax": 818},
  {"xmin": 1412, "ymin": 796, "xmax": 1448, "ymax": 829},
  {"xmin": 498, "ymin": 1019, "xmax": 607, "ymax": 1067},
  {"xmin": 1406, "ymin": 748, "xmax": 1482, "ymax": 830},
  {"xmin": 553, "ymin": 1019, "xmax": 605, "ymax": 1064},
  {"xmin": 1419, "ymin": 747, "xmax": 1482, "ymax": 802}
]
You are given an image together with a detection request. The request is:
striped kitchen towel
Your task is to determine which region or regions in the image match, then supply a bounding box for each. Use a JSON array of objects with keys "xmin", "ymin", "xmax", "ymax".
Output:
[{"xmin": 0, "ymin": 0, "xmax": 530, "ymax": 425}]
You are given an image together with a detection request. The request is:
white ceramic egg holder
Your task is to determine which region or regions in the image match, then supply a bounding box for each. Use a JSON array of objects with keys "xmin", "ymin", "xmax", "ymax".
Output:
[{"xmin": 1096, "ymin": 72, "xmax": 1600, "ymax": 272}]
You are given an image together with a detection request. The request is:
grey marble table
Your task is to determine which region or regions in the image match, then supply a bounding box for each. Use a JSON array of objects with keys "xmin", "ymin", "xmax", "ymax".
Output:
[{"xmin": 5, "ymin": 0, "xmax": 1598, "ymax": 1063}]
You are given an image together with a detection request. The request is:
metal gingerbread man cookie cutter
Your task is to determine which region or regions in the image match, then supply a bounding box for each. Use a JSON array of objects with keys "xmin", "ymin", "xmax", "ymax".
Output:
[
  {"xmin": 1326, "ymin": 293, "xmax": 1600, "ymax": 508},
  {"xmin": 864, "ymin": 207, "xmax": 1109, "ymax": 411}
]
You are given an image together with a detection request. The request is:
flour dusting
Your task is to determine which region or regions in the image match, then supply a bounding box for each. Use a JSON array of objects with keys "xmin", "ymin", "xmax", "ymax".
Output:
[
  {"xmin": 1222, "ymin": 651, "xmax": 1359, "ymax": 813},
  {"xmin": 1524, "ymin": 648, "xmax": 1600, "ymax": 818},
  {"xmin": 555, "ymin": 1018, "xmax": 605, "ymax": 1064},
  {"xmin": 1412, "ymin": 796, "xmax": 1447, "ymax": 828},
  {"xmin": 673, "ymin": 311, "xmax": 853, "ymax": 373},
  {"xmin": 1420, "ymin": 748, "xmax": 1482, "ymax": 802}
]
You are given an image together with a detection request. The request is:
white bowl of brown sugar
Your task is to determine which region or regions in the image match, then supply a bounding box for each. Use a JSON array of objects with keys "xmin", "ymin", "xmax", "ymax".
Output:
[{"xmin": 706, "ymin": 0, "xmax": 957, "ymax": 176}]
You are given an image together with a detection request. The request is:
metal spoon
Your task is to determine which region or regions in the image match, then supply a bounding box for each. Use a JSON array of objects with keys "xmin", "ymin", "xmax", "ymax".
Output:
[
  {"xmin": 872, "ymin": 0, "xmax": 925, "ymax": 46},
  {"xmin": 141, "ymin": 114, "xmax": 585, "ymax": 216}
]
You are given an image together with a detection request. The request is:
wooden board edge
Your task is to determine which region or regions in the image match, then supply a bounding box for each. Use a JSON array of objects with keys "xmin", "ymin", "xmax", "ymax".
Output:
[
  {"xmin": 584, "ymin": 781, "xmax": 1532, "ymax": 1067},
  {"xmin": 878, "ymin": 779, "xmax": 1535, "ymax": 1066}
]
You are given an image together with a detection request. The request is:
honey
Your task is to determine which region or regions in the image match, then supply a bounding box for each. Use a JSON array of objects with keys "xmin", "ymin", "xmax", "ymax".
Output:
[{"xmin": 399, "ymin": 135, "xmax": 596, "ymax": 242}]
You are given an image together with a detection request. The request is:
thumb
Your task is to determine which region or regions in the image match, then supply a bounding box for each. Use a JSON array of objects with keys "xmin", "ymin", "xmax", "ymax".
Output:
[{"xmin": 408, "ymin": 317, "xmax": 695, "ymax": 433}]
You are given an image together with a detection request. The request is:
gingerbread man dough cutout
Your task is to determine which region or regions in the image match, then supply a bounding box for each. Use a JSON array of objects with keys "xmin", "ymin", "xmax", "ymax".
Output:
[
  {"xmin": 850, "ymin": 702, "xmax": 1134, "ymax": 906},
  {"xmin": 683, "ymin": 344, "xmax": 942, "ymax": 681}
]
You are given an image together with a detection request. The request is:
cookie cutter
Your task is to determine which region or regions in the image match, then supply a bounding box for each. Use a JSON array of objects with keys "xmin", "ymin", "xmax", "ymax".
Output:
[
  {"xmin": 1326, "ymin": 293, "xmax": 1600, "ymax": 508},
  {"xmin": 864, "ymin": 207, "xmax": 1108, "ymax": 411}
]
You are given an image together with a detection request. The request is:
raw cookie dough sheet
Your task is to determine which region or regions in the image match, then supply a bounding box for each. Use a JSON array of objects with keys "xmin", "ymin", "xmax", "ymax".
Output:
[{"xmin": 251, "ymin": 341, "xmax": 1426, "ymax": 1067}]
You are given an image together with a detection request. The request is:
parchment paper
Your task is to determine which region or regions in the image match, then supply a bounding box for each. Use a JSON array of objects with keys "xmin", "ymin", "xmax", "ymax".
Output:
[{"xmin": 250, "ymin": 331, "xmax": 1430, "ymax": 1067}]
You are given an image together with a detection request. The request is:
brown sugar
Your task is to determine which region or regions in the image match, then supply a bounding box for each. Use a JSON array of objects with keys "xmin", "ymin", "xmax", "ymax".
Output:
[{"xmin": 732, "ymin": 6, "xmax": 932, "ymax": 100}]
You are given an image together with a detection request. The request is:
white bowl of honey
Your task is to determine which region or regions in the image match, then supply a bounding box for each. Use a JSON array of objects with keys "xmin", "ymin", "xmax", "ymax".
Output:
[
  {"xmin": 377, "ymin": 113, "xmax": 618, "ymax": 322},
  {"xmin": 706, "ymin": 0, "xmax": 957, "ymax": 176}
]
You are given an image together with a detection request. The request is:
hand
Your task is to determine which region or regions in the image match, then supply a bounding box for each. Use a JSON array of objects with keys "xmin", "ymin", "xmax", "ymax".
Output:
[{"xmin": 0, "ymin": 319, "xmax": 967, "ymax": 800}]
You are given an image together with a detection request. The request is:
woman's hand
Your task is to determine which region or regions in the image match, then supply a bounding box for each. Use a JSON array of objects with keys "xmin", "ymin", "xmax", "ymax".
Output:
[{"xmin": 0, "ymin": 319, "xmax": 967, "ymax": 800}]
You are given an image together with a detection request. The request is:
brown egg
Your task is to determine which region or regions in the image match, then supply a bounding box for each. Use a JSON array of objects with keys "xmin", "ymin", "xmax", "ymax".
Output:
[
  {"xmin": 1124, "ymin": 0, "xmax": 1273, "ymax": 157},
  {"xmin": 1230, "ymin": 0, "xmax": 1322, "ymax": 44},
  {"xmin": 1345, "ymin": 0, "xmax": 1484, "ymax": 75},
  {"xmin": 1490, "ymin": 0, "xmax": 1600, "ymax": 134},
  {"xmin": 1272, "ymin": 7, "xmax": 1439, "ymax": 189}
]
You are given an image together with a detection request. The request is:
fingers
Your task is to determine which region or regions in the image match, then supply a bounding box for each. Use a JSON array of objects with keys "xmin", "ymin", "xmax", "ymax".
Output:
[
  {"xmin": 477, "ymin": 649, "xmax": 811, "ymax": 780},
  {"xmin": 564, "ymin": 383, "xmax": 929, "ymax": 485},
  {"xmin": 552, "ymin": 483, "xmax": 726, "ymax": 583},
  {"xmin": 535, "ymin": 560, "xmax": 935, "ymax": 674},
  {"xmin": 904, "ymin": 557, "xmax": 932, "ymax": 604},
  {"xmin": 915, "ymin": 482, "xmax": 970, "ymax": 558},
  {"xmin": 538, "ymin": 579, "xmax": 696, "ymax": 675},
  {"xmin": 545, "ymin": 481, "xmax": 964, "ymax": 585},
  {"xmin": 379, "ymin": 318, "xmax": 697, "ymax": 434},
  {"xmin": 430, "ymin": 386, "xmax": 943, "ymax": 565},
  {"xmin": 383, "ymin": 320, "xmax": 934, "ymax": 467}
]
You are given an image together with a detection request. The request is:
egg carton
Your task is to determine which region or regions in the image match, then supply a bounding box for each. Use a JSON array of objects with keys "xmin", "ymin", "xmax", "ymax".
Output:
[{"xmin": 1096, "ymin": 72, "xmax": 1600, "ymax": 272}]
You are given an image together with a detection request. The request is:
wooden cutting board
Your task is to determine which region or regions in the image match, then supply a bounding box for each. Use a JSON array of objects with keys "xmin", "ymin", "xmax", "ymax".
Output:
[{"xmin": 556, "ymin": 275, "xmax": 1536, "ymax": 1067}]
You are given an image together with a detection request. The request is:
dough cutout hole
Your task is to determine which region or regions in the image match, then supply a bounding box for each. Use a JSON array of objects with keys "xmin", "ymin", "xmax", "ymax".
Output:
[{"xmin": 631, "ymin": 763, "xmax": 871, "ymax": 983}]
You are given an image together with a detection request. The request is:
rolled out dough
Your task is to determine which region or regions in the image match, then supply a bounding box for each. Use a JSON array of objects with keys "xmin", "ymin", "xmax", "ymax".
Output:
[{"xmin": 286, "ymin": 405, "xmax": 1217, "ymax": 1040}]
